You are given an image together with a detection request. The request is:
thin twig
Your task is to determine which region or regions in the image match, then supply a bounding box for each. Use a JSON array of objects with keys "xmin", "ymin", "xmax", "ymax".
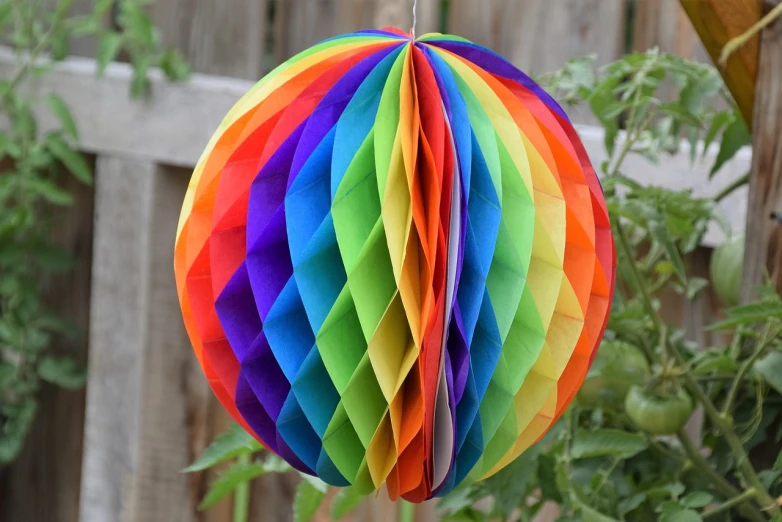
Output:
[
  {"xmin": 714, "ymin": 172, "xmax": 750, "ymax": 203},
  {"xmin": 723, "ymin": 323, "xmax": 774, "ymax": 415},
  {"xmin": 719, "ymin": 2, "xmax": 782, "ymax": 66},
  {"xmin": 704, "ymin": 488, "xmax": 758, "ymax": 519}
]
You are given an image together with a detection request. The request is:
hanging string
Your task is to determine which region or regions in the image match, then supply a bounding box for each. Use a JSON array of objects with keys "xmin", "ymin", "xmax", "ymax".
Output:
[{"xmin": 411, "ymin": 0, "xmax": 418, "ymax": 39}]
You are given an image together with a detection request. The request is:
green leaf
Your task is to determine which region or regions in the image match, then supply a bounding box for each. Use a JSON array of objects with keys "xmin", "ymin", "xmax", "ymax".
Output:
[
  {"xmin": 27, "ymin": 177, "xmax": 74, "ymax": 206},
  {"xmin": 32, "ymin": 243, "xmax": 75, "ymax": 271},
  {"xmin": 97, "ymin": 31, "xmax": 123, "ymax": 77},
  {"xmin": 708, "ymin": 302, "xmax": 782, "ymax": 330},
  {"xmin": 617, "ymin": 493, "xmax": 646, "ymax": 518},
  {"xmin": 537, "ymin": 453, "xmax": 562, "ymax": 503},
  {"xmin": 650, "ymin": 220, "xmax": 687, "ymax": 283},
  {"xmin": 130, "ymin": 54, "xmax": 150, "ymax": 98},
  {"xmin": 659, "ymin": 508, "xmax": 702, "ymax": 522},
  {"xmin": 775, "ymin": 449, "xmax": 782, "ymax": 471},
  {"xmin": 293, "ymin": 477, "xmax": 327, "ymax": 522},
  {"xmin": 159, "ymin": 47, "xmax": 191, "ymax": 82},
  {"xmin": 572, "ymin": 429, "xmax": 648, "ymax": 459},
  {"xmin": 184, "ymin": 423, "xmax": 262, "ymax": 472},
  {"xmin": 199, "ymin": 460, "xmax": 269, "ymax": 510},
  {"xmin": 579, "ymin": 503, "xmax": 621, "ymax": 522},
  {"xmin": 702, "ymin": 112, "xmax": 732, "ymax": 156},
  {"xmin": 45, "ymin": 94, "xmax": 78, "ymax": 141},
  {"xmin": 685, "ymin": 277, "xmax": 709, "ymax": 300},
  {"xmin": 755, "ymin": 351, "xmax": 782, "ymax": 396},
  {"xmin": 330, "ymin": 486, "xmax": 366, "ymax": 519},
  {"xmin": 682, "ymin": 491, "xmax": 713, "ymax": 509},
  {"xmin": 45, "ymin": 134, "xmax": 93, "ymax": 184},
  {"xmin": 37, "ymin": 356, "xmax": 87, "ymax": 389},
  {"xmin": 710, "ymin": 115, "xmax": 750, "ymax": 178}
]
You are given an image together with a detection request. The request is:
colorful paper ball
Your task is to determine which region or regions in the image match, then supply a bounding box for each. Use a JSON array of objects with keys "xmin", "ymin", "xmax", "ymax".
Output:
[{"xmin": 174, "ymin": 28, "xmax": 616, "ymax": 502}]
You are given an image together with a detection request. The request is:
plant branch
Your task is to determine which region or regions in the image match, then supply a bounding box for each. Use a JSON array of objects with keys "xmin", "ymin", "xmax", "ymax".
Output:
[
  {"xmin": 714, "ymin": 172, "xmax": 750, "ymax": 203},
  {"xmin": 233, "ymin": 453, "xmax": 251, "ymax": 522},
  {"xmin": 677, "ymin": 430, "xmax": 766, "ymax": 522},
  {"xmin": 704, "ymin": 488, "xmax": 758, "ymax": 519},
  {"xmin": 723, "ymin": 323, "xmax": 773, "ymax": 415},
  {"xmin": 719, "ymin": 1, "xmax": 782, "ymax": 66}
]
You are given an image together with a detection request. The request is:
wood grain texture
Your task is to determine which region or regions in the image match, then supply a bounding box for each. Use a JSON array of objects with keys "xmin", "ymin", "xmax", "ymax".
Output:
[
  {"xmin": 79, "ymin": 157, "xmax": 158, "ymax": 522},
  {"xmin": 680, "ymin": 0, "xmax": 762, "ymax": 124},
  {"xmin": 152, "ymin": 0, "xmax": 268, "ymax": 79},
  {"xmin": 0, "ymin": 166, "xmax": 95, "ymax": 522},
  {"xmin": 447, "ymin": 0, "xmax": 626, "ymax": 73},
  {"xmin": 741, "ymin": 0, "xmax": 782, "ymax": 301},
  {"xmin": 79, "ymin": 159, "xmax": 215, "ymax": 522},
  {"xmin": 274, "ymin": 0, "xmax": 440, "ymax": 62},
  {"xmin": 634, "ymin": 0, "xmax": 711, "ymax": 61}
]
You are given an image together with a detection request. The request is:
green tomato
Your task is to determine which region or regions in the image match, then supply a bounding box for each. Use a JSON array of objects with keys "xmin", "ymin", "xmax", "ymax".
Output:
[
  {"xmin": 625, "ymin": 385, "xmax": 694, "ymax": 435},
  {"xmin": 709, "ymin": 234, "xmax": 744, "ymax": 308},
  {"xmin": 578, "ymin": 341, "xmax": 651, "ymax": 410}
]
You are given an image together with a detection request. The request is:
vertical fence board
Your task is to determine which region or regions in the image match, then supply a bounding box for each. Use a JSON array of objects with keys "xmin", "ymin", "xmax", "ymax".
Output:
[
  {"xmin": 633, "ymin": 0, "xmax": 711, "ymax": 61},
  {"xmin": 274, "ymin": 0, "xmax": 440, "ymax": 62},
  {"xmin": 79, "ymin": 157, "xmax": 157, "ymax": 522},
  {"xmin": 80, "ymin": 158, "xmax": 212, "ymax": 522},
  {"xmin": 742, "ymin": 0, "xmax": 782, "ymax": 300},
  {"xmin": 0, "ymin": 168, "xmax": 95, "ymax": 522},
  {"xmin": 447, "ymin": 0, "xmax": 626, "ymax": 74},
  {"xmin": 153, "ymin": 0, "xmax": 268, "ymax": 80}
]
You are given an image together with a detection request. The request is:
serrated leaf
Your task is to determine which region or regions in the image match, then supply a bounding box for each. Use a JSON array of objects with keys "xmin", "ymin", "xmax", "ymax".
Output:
[
  {"xmin": 45, "ymin": 94, "xmax": 78, "ymax": 141},
  {"xmin": 97, "ymin": 31, "xmax": 122, "ymax": 76},
  {"xmin": 37, "ymin": 356, "xmax": 87, "ymax": 389},
  {"xmin": 45, "ymin": 134, "xmax": 92, "ymax": 184},
  {"xmin": 572, "ymin": 429, "xmax": 648, "ymax": 459},
  {"xmin": 199, "ymin": 460, "xmax": 268, "ymax": 509},
  {"xmin": 710, "ymin": 115, "xmax": 750, "ymax": 178},
  {"xmin": 708, "ymin": 302, "xmax": 782, "ymax": 330},
  {"xmin": 682, "ymin": 491, "xmax": 713, "ymax": 509},
  {"xmin": 184, "ymin": 423, "xmax": 262, "ymax": 472},
  {"xmin": 330, "ymin": 486, "xmax": 366, "ymax": 519},
  {"xmin": 293, "ymin": 477, "xmax": 327, "ymax": 522},
  {"xmin": 755, "ymin": 351, "xmax": 782, "ymax": 396}
]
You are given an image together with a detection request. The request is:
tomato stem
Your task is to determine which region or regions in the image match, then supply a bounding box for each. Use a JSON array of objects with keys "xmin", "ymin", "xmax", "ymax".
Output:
[
  {"xmin": 722, "ymin": 322, "xmax": 775, "ymax": 415},
  {"xmin": 703, "ymin": 488, "xmax": 758, "ymax": 519}
]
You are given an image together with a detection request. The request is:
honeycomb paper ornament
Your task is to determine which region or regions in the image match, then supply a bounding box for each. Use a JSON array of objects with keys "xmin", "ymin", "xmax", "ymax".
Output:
[{"xmin": 174, "ymin": 28, "xmax": 616, "ymax": 503}]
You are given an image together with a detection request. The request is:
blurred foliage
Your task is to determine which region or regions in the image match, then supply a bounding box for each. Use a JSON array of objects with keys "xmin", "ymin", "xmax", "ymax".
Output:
[{"xmin": 0, "ymin": 0, "xmax": 188, "ymax": 466}]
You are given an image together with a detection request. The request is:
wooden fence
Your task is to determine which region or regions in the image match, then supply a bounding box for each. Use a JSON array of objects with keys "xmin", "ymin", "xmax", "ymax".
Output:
[{"xmin": 0, "ymin": 1, "xmax": 752, "ymax": 521}]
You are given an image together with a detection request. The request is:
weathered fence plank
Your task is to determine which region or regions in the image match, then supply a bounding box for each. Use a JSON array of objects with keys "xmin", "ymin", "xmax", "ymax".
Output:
[
  {"xmin": 634, "ymin": 0, "xmax": 711, "ymax": 61},
  {"xmin": 0, "ymin": 168, "xmax": 95, "ymax": 522},
  {"xmin": 742, "ymin": 0, "xmax": 782, "ymax": 300},
  {"xmin": 447, "ymin": 0, "xmax": 626, "ymax": 73},
  {"xmin": 274, "ymin": 0, "xmax": 439, "ymax": 63},
  {"xmin": 153, "ymin": 0, "xmax": 268, "ymax": 80},
  {"xmin": 79, "ymin": 157, "xmax": 210, "ymax": 522}
]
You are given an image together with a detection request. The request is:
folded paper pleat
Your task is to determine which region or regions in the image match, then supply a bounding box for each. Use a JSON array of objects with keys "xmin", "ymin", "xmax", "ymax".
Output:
[{"xmin": 174, "ymin": 28, "xmax": 616, "ymax": 502}]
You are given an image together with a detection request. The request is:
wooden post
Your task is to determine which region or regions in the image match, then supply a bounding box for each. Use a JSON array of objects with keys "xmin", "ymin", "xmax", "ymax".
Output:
[
  {"xmin": 79, "ymin": 158, "xmax": 210, "ymax": 522},
  {"xmin": 741, "ymin": 0, "xmax": 782, "ymax": 301}
]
